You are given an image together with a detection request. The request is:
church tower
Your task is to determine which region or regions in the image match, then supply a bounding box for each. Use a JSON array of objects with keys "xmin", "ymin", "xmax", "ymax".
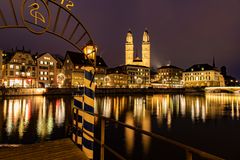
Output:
[
  {"xmin": 125, "ymin": 29, "xmax": 134, "ymax": 65},
  {"xmin": 142, "ymin": 29, "xmax": 150, "ymax": 67}
]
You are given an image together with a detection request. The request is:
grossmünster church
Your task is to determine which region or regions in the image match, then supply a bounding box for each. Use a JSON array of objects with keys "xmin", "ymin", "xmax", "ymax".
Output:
[{"xmin": 125, "ymin": 29, "xmax": 151, "ymax": 68}]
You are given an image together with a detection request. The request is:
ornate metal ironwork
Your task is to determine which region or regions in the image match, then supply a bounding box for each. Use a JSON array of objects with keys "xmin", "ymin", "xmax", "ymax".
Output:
[{"xmin": 0, "ymin": 0, "xmax": 93, "ymax": 52}]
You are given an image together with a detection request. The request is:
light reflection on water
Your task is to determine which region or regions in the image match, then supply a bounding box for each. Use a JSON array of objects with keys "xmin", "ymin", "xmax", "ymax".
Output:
[
  {"xmin": 95, "ymin": 93, "xmax": 240, "ymax": 159},
  {"xmin": 0, "ymin": 96, "xmax": 70, "ymax": 144},
  {"xmin": 96, "ymin": 94, "xmax": 240, "ymax": 127}
]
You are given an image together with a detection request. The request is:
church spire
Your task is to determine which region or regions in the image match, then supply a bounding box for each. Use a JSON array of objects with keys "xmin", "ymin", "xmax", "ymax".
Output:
[
  {"xmin": 143, "ymin": 28, "xmax": 149, "ymax": 42},
  {"xmin": 126, "ymin": 29, "xmax": 133, "ymax": 43}
]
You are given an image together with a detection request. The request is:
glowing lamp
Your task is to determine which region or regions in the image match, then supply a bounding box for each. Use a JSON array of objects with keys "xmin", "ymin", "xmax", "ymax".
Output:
[{"xmin": 83, "ymin": 41, "xmax": 97, "ymax": 66}]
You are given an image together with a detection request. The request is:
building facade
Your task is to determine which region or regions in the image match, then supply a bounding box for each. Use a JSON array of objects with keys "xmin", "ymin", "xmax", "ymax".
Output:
[
  {"xmin": 104, "ymin": 67, "xmax": 128, "ymax": 88},
  {"xmin": 125, "ymin": 29, "xmax": 150, "ymax": 68},
  {"xmin": 183, "ymin": 64, "xmax": 225, "ymax": 87},
  {"xmin": 2, "ymin": 50, "xmax": 36, "ymax": 87},
  {"xmin": 94, "ymin": 56, "xmax": 108, "ymax": 87},
  {"xmin": 35, "ymin": 53, "xmax": 58, "ymax": 88},
  {"xmin": 63, "ymin": 51, "xmax": 90, "ymax": 88},
  {"xmin": 155, "ymin": 65, "xmax": 183, "ymax": 88},
  {"xmin": 124, "ymin": 65, "xmax": 150, "ymax": 88},
  {"xmin": 107, "ymin": 65, "xmax": 151, "ymax": 88}
]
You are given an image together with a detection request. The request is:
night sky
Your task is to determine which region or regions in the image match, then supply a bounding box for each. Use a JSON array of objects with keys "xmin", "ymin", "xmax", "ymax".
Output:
[{"xmin": 0, "ymin": 0, "xmax": 240, "ymax": 79}]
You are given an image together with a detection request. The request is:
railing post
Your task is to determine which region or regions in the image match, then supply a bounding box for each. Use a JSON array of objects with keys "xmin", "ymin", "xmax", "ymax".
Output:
[
  {"xmin": 186, "ymin": 150, "xmax": 192, "ymax": 160},
  {"xmin": 100, "ymin": 118, "xmax": 105, "ymax": 160}
]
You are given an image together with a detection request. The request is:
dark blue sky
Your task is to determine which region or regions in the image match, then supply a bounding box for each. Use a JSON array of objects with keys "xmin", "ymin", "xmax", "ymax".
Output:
[{"xmin": 0, "ymin": 0, "xmax": 240, "ymax": 79}]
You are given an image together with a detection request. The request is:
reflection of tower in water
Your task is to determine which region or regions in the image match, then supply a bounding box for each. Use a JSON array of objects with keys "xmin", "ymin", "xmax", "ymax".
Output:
[
  {"xmin": 125, "ymin": 96, "xmax": 151, "ymax": 155},
  {"xmin": 125, "ymin": 112, "xmax": 134, "ymax": 155}
]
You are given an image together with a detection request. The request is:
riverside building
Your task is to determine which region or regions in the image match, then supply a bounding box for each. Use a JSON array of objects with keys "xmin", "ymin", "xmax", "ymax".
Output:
[
  {"xmin": 63, "ymin": 51, "xmax": 89, "ymax": 88},
  {"xmin": 106, "ymin": 65, "xmax": 150, "ymax": 88},
  {"xmin": 35, "ymin": 53, "xmax": 58, "ymax": 88},
  {"xmin": 183, "ymin": 64, "xmax": 225, "ymax": 87},
  {"xmin": 154, "ymin": 65, "xmax": 183, "ymax": 88},
  {"xmin": 2, "ymin": 49, "xmax": 36, "ymax": 87}
]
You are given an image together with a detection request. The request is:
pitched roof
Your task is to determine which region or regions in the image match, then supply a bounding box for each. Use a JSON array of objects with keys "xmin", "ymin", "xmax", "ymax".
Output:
[
  {"xmin": 96, "ymin": 56, "xmax": 108, "ymax": 67},
  {"xmin": 2, "ymin": 51, "xmax": 15, "ymax": 64},
  {"xmin": 158, "ymin": 65, "xmax": 183, "ymax": 70},
  {"xmin": 66, "ymin": 51, "xmax": 92, "ymax": 66},
  {"xmin": 185, "ymin": 64, "xmax": 217, "ymax": 72},
  {"xmin": 107, "ymin": 66, "xmax": 127, "ymax": 75}
]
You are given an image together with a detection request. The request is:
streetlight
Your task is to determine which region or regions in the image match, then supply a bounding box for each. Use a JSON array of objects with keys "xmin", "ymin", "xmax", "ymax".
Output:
[{"xmin": 83, "ymin": 41, "xmax": 97, "ymax": 67}]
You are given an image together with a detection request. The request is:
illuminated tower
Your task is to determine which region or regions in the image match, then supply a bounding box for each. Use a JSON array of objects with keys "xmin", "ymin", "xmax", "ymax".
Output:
[
  {"xmin": 142, "ymin": 29, "xmax": 150, "ymax": 67},
  {"xmin": 125, "ymin": 29, "xmax": 134, "ymax": 65}
]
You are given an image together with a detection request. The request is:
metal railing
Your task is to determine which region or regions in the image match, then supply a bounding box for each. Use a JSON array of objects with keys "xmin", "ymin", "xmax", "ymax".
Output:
[{"xmin": 74, "ymin": 109, "xmax": 225, "ymax": 160}]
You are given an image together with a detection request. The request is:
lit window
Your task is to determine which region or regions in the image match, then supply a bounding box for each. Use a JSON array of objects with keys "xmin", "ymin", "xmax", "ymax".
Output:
[
  {"xmin": 26, "ymin": 72, "xmax": 31, "ymax": 76},
  {"xmin": 50, "ymin": 72, "xmax": 54, "ymax": 75},
  {"xmin": 10, "ymin": 65, "xmax": 14, "ymax": 69},
  {"xmin": 201, "ymin": 67, "xmax": 204, "ymax": 71},
  {"xmin": 16, "ymin": 72, "xmax": 19, "ymax": 75},
  {"xmin": 40, "ymin": 61, "xmax": 43, "ymax": 64},
  {"xmin": 44, "ymin": 77, "xmax": 48, "ymax": 80},
  {"xmin": 75, "ymin": 66, "xmax": 79, "ymax": 69},
  {"xmin": 44, "ymin": 61, "xmax": 48, "ymax": 65},
  {"xmin": 40, "ymin": 71, "xmax": 43, "ymax": 75},
  {"xmin": 50, "ymin": 62, "xmax": 54, "ymax": 65},
  {"xmin": 16, "ymin": 66, "xmax": 19, "ymax": 69},
  {"xmin": 51, "ymin": 78, "xmax": 54, "ymax": 81},
  {"xmin": 67, "ymin": 60, "xmax": 69, "ymax": 63},
  {"xmin": 40, "ymin": 77, "xmax": 43, "ymax": 80},
  {"xmin": 44, "ymin": 72, "xmax": 48, "ymax": 75}
]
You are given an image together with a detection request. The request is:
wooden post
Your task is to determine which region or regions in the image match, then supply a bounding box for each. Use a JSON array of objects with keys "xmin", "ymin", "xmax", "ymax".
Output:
[{"xmin": 82, "ymin": 66, "xmax": 95, "ymax": 160}]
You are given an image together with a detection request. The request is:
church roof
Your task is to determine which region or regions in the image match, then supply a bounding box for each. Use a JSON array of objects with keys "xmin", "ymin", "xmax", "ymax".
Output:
[{"xmin": 133, "ymin": 56, "xmax": 142, "ymax": 62}]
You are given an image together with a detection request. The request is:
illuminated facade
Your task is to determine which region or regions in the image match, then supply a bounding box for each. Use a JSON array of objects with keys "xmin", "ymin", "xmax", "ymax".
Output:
[
  {"xmin": 106, "ymin": 65, "xmax": 150, "ymax": 88},
  {"xmin": 154, "ymin": 65, "xmax": 183, "ymax": 88},
  {"xmin": 2, "ymin": 50, "xmax": 36, "ymax": 87},
  {"xmin": 104, "ymin": 67, "xmax": 128, "ymax": 88},
  {"xmin": 125, "ymin": 29, "xmax": 150, "ymax": 68},
  {"xmin": 63, "ymin": 51, "xmax": 90, "ymax": 87},
  {"xmin": 125, "ymin": 65, "xmax": 150, "ymax": 88},
  {"xmin": 35, "ymin": 53, "xmax": 58, "ymax": 88},
  {"xmin": 183, "ymin": 64, "xmax": 225, "ymax": 87},
  {"xmin": 94, "ymin": 56, "xmax": 108, "ymax": 87}
]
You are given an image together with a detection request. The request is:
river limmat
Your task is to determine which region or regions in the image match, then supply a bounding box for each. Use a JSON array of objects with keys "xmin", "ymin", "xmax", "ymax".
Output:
[{"xmin": 0, "ymin": 93, "xmax": 239, "ymax": 159}]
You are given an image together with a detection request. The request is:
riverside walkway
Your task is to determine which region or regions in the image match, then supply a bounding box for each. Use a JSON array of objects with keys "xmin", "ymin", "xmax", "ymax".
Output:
[{"xmin": 0, "ymin": 138, "xmax": 89, "ymax": 160}]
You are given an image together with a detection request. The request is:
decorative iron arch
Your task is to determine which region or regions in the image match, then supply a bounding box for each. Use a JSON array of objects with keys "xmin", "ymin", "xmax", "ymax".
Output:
[{"xmin": 0, "ymin": 0, "xmax": 94, "ymax": 53}]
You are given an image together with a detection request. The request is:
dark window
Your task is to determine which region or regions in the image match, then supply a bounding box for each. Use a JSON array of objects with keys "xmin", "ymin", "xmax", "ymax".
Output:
[
  {"xmin": 39, "ymin": 66, "xmax": 48, "ymax": 70},
  {"xmin": 10, "ymin": 71, "xmax": 14, "ymax": 76}
]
